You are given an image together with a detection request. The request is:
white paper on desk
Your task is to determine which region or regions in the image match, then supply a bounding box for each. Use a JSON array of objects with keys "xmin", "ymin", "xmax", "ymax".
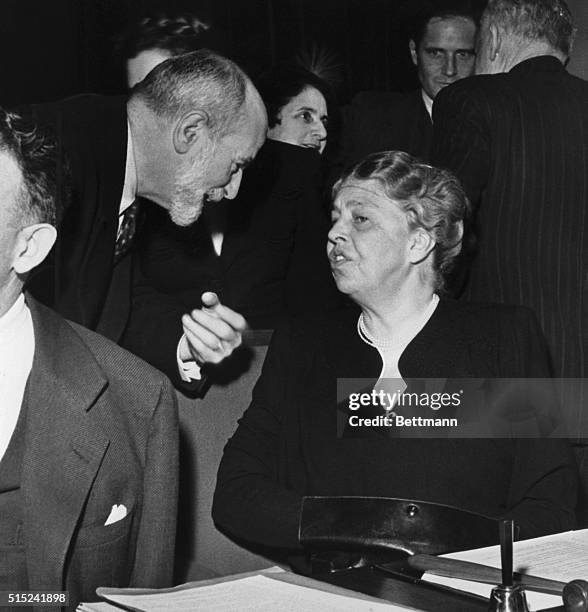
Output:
[
  {"xmin": 98, "ymin": 574, "xmax": 414, "ymax": 611},
  {"xmin": 422, "ymin": 528, "xmax": 588, "ymax": 611}
]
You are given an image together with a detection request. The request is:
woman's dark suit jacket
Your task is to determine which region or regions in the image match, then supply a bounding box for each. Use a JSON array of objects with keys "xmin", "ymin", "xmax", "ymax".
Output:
[{"xmin": 213, "ymin": 300, "xmax": 577, "ymax": 552}]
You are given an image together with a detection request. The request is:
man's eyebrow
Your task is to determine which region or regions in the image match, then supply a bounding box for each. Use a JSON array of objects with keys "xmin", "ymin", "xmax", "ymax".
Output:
[{"xmin": 424, "ymin": 45, "xmax": 475, "ymax": 53}]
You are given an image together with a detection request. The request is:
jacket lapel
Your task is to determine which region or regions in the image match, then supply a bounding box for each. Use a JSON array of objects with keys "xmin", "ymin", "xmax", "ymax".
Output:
[
  {"xmin": 399, "ymin": 299, "xmax": 472, "ymax": 377},
  {"xmin": 22, "ymin": 298, "xmax": 110, "ymax": 591}
]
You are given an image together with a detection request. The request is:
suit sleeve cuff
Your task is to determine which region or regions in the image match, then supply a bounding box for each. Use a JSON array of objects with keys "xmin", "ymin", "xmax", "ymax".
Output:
[{"xmin": 177, "ymin": 334, "xmax": 203, "ymax": 381}]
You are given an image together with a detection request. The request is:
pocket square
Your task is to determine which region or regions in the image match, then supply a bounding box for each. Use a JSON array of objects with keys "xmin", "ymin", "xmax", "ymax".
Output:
[{"xmin": 104, "ymin": 504, "xmax": 127, "ymax": 526}]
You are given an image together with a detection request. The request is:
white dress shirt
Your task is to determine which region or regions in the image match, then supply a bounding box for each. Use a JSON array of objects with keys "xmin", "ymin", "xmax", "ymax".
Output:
[
  {"xmin": 118, "ymin": 122, "xmax": 137, "ymax": 233},
  {"xmin": 422, "ymin": 89, "xmax": 434, "ymax": 121},
  {"xmin": 0, "ymin": 295, "xmax": 34, "ymax": 462}
]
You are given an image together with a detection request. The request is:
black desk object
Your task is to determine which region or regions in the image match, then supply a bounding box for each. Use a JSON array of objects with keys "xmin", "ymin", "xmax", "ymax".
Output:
[{"xmin": 315, "ymin": 564, "xmax": 567, "ymax": 611}]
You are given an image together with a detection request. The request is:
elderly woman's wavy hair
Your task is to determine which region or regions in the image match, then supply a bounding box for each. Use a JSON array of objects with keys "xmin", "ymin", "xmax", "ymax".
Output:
[{"xmin": 333, "ymin": 151, "xmax": 470, "ymax": 293}]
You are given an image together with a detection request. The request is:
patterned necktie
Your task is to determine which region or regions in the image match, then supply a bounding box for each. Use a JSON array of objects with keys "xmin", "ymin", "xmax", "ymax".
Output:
[{"xmin": 114, "ymin": 200, "xmax": 139, "ymax": 262}]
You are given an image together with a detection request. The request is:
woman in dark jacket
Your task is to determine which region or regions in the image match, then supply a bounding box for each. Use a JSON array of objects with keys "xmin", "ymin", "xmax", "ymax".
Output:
[{"xmin": 212, "ymin": 151, "xmax": 577, "ymax": 556}]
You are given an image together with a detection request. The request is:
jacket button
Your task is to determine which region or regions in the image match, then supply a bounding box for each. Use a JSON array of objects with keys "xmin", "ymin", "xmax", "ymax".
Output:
[{"xmin": 406, "ymin": 504, "xmax": 419, "ymax": 517}]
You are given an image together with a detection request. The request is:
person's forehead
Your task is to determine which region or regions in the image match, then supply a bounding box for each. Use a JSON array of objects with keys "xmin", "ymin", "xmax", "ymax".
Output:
[
  {"xmin": 287, "ymin": 86, "xmax": 327, "ymax": 113},
  {"xmin": 422, "ymin": 15, "xmax": 477, "ymax": 48},
  {"xmin": 0, "ymin": 151, "xmax": 23, "ymax": 207},
  {"xmin": 334, "ymin": 180, "xmax": 392, "ymax": 209}
]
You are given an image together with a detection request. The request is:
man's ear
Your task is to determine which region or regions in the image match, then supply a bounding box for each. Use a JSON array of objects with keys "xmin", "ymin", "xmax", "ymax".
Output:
[
  {"xmin": 172, "ymin": 110, "xmax": 210, "ymax": 154},
  {"xmin": 409, "ymin": 39, "xmax": 418, "ymax": 66},
  {"xmin": 489, "ymin": 23, "xmax": 501, "ymax": 62},
  {"xmin": 12, "ymin": 224, "xmax": 57, "ymax": 275},
  {"xmin": 408, "ymin": 227, "xmax": 436, "ymax": 265},
  {"xmin": 569, "ymin": 27, "xmax": 577, "ymax": 57}
]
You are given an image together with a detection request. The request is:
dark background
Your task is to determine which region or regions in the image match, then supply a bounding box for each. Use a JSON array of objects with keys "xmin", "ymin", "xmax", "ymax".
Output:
[{"xmin": 1, "ymin": 0, "xmax": 489, "ymax": 106}]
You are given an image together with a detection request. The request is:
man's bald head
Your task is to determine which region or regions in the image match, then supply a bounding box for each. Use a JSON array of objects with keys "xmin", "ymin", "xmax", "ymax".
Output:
[
  {"xmin": 128, "ymin": 49, "xmax": 267, "ymax": 226},
  {"xmin": 131, "ymin": 48, "xmax": 253, "ymax": 139},
  {"xmin": 476, "ymin": 0, "xmax": 574, "ymax": 74}
]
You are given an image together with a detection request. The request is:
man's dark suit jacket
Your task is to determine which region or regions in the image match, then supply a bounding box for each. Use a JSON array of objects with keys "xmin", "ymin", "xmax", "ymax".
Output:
[
  {"xmin": 27, "ymin": 95, "xmax": 129, "ymax": 341},
  {"xmin": 336, "ymin": 89, "xmax": 433, "ymax": 174},
  {"xmin": 122, "ymin": 139, "xmax": 341, "ymax": 385},
  {"xmin": 213, "ymin": 301, "xmax": 577, "ymax": 552},
  {"xmin": 433, "ymin": 56, "xmax": 588, "ymax": 377},
  {"xmin": 26, "ymin": 95, "xmax": 205, "ymax": 392},
  {"xmin": 22, "ymin": 297, "xmax": 178, "ymax": 609}
]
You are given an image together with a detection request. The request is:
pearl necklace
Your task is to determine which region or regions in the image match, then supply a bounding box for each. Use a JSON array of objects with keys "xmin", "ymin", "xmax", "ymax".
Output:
[
  {"xmin": 357, "ymin": 314, "xmax": 398, "ymax": 349},
  {"xmin": 356, "ymin": 294, "xmax": 440, "ymax": 350}
]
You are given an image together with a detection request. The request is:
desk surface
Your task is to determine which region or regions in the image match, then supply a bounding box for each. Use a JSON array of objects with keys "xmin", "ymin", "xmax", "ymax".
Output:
[{"xmin": 318, "ymin": 566, "xmax": 566, "ymax": 612}]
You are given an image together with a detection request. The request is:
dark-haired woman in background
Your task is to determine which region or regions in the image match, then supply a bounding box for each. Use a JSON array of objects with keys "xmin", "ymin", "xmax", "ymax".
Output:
[
  {"xmin": 122, "ymin": 62, "xmax": 341, "ymax": 383},
  {"xmin": 212, "ymin": 151, "xmax": 577, "ymax": 557}
]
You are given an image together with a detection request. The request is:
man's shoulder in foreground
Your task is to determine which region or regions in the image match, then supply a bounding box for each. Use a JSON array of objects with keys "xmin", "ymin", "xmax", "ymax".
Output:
[
  {"xmin": 71, "ymin": 320, "xmax": 173, "ymax": 390},
  {"xmin": 29, "ymin": 296, "xmax": 175, "ymax": 411}
]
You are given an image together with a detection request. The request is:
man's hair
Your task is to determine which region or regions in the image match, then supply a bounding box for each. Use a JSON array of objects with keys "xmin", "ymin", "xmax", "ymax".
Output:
[
  {"xmin": 484, "ymin": 0, "xmax": 574, "ymax": 56},
  {"xmin": 333, "ymin": 151, "xmax": 470, "ymax": 293},
  {"xmin": 0, "ymin": 108, "xmax": 56, "ymax": 226},
  {"xmin": 411, "ymin": 0, "xmax": 482, "ymax": 47},
  {"xmin": 256, "ymin": 63, "xmax": 332, "ymax": 129},
  {"xmin": 131, "ymin": 49, "xmax": 249, "ymax": 137},
  {"xmin": 118, "ymin": 14, "xmax": 211, "ymax": 61}
]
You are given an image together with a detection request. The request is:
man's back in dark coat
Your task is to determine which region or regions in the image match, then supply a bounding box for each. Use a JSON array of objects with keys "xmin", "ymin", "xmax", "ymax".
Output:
[
  {"xmin": 27, "ymin": 94, "xmax": 129, "ymax": 339},
  {"xmin": 433, "ymin": 56, "xmax": 588, "ymax": 377}
]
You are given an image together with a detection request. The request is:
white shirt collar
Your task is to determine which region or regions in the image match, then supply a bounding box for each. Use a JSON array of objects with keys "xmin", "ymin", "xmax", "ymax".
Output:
[
  {"xmin": 120, "ymin": 121, "xmax": 137, "ymax": 217},
  {"xmin": 0, "ymin": 293, "xmax": 34, "ymax": 462},
  {"xmin": 421, "ymin": 89, "xmax": 434, "ymax": 120},
  {"xmin": 0, "ymin": 294, "xmax": 28, "ymax": 340}
]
